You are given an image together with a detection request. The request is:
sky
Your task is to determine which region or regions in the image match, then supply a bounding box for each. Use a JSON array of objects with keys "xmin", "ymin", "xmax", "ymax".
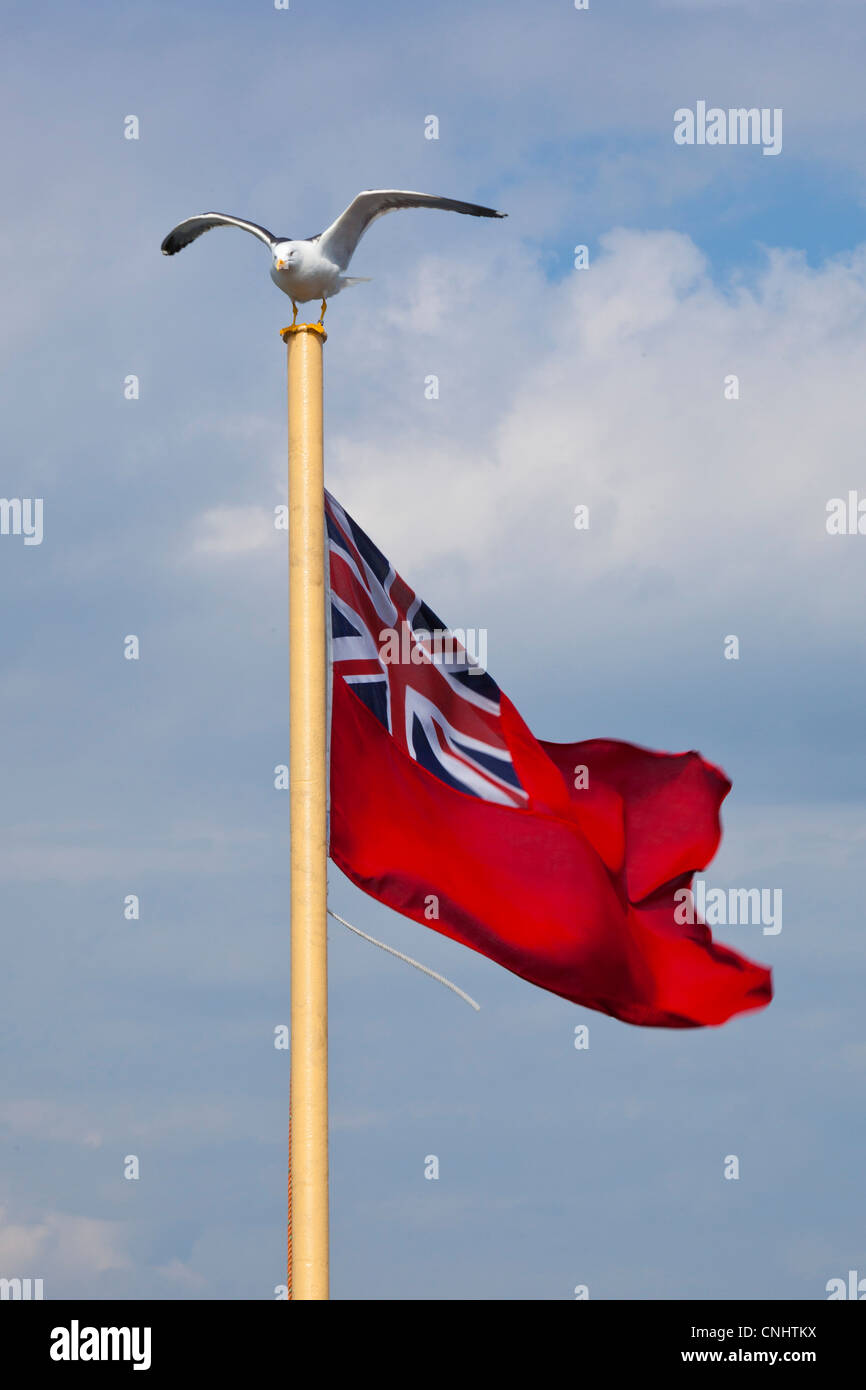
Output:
[{"xmin": 1, "ymin": 0, "xmax": 865, "ymax": 1300}]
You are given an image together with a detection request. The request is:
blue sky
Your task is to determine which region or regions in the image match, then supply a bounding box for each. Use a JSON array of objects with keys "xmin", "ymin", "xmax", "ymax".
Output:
[{"xmin": 1, "ymin": 0, "xmax": 865, "ymax": 1299}]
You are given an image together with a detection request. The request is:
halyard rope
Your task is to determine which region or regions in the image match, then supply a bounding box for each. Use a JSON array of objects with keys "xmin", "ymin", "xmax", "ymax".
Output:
[
  {"xmin": 328, "ymin": 909, "xmax": 481, "ymax": 1011},
  {"xmin": 287, "ymin": 909, "xmax": 479, "ymax": 1294}
]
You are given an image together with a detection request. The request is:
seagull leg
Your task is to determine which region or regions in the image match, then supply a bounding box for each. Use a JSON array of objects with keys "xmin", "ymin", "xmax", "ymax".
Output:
[
  {"xmin": 279, "ymin": 302, "xmax": 300, "ymax": 338},
  {"xmin": 317, "ymin": 298, "xmax": 327, "ymax": 326}
]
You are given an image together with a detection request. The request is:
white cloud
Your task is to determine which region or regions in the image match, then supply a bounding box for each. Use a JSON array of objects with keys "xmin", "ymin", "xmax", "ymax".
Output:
[
  {"xmin": 325, "ymin": 230, "xmax": 866, "ymax": 639},
  {"xmin": 0, "ymin": 1206, "xmax": 130, "ymax": 1276},
  {"xmin": 156, "ymin": 1257, "xmax": 207, "ymax": 1289},
  {"xmin": 0, "ymin": 1101, "xmax": 102, "ymax": 1148},
  {"xmin": 0, "ymin": 827, "xmax": 273, "ymax": 882},
  {"xmin": 189, "ymin": 504, "xmax": 277, "ymax": 557},
  {"xmin": 718, "ymin": 803, "xmax": 866, "ymax": 876}
]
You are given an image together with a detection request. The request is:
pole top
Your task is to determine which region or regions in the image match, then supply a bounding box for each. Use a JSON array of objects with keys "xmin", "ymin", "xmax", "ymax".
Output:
[{"xmin": 281, "ymin": 323, "xmax": 327, "ymax": 344}]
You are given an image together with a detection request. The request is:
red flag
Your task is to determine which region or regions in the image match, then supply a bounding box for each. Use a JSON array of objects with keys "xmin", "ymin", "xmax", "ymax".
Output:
[{"xmin": 326, "ymin": 493, "xmax": 772, "ymax": 1028}]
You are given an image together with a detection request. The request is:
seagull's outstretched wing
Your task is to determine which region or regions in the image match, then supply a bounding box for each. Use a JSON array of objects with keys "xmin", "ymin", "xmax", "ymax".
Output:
[
  {"xmin": 161, "ymin": 213, "xmax": 279, "ymax": 256},
  {"xmin": 314, "ymin": 190, "xmax": 506, "ymax": 269}
]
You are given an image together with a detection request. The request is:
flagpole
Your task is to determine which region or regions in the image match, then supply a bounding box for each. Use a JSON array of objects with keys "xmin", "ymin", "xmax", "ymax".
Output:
[{"xmin": 282, "ymin": 320, "xmax": 329, "ymax": 1300}]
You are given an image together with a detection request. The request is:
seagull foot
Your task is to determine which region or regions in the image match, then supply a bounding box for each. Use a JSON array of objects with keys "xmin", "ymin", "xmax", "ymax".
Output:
[
  {"xmin": 279, "ymin": 322, "xmax": 328, "ymax": 343},
  {"xmin": 317, "ymin": 298, "xmax": 328, "ymax": 327}
]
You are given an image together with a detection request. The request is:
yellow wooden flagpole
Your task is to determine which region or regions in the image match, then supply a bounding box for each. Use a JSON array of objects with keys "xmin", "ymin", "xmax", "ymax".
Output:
[{"xmin": 281, "ymin": 320, "xmax": 329, "ymax": 1300}]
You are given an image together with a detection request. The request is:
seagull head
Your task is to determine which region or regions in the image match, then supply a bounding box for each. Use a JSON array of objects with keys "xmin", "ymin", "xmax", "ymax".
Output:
[{"xmin": 273, "ymin": 242, "xmax": 299, "ymax": 272}]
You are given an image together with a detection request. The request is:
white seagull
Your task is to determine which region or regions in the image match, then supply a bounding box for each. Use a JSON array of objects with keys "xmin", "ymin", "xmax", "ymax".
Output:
[{"xmin": 161, "ymin": 188, "xmax": 506, "ymax": 325}]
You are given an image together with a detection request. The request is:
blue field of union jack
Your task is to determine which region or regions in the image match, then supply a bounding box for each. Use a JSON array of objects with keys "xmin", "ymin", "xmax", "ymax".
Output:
[{"xmin": 325, "ymin": 490, "xmax": 527, "ymax": 807}]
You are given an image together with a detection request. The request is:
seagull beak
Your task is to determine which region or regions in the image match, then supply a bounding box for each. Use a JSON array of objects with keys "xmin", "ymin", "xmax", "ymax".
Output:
[{"xmin": 275, "ymin": 259, "xmax": 286, "ymax": 270}]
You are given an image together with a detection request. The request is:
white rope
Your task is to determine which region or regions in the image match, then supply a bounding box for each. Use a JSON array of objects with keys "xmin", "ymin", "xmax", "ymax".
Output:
[{"xmin": 328, "ymin": 909, "xmax": 481, "ymax": 1011}]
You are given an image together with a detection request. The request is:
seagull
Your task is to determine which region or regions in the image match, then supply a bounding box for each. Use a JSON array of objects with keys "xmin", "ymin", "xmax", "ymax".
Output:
[{"xmin": 161, "ymin": 188, "xmax": 506, "ymax": 326}]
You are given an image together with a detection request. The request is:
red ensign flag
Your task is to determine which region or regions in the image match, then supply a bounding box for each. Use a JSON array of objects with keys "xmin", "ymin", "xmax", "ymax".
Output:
[{"xmin": 326, "ymin": 492, "xmax": 772, "ymax": 1028}]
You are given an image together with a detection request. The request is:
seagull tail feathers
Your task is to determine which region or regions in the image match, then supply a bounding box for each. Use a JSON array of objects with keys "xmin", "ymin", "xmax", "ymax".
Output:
[{"xmin": 340, "ymin": 276, "xmax": 373, "ymax": 288}]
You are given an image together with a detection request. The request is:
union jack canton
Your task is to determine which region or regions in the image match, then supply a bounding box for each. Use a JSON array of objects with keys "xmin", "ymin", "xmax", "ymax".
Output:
[{"xmin": 325, "ymin": 490, "xmax": 527, "ymax": 808}]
